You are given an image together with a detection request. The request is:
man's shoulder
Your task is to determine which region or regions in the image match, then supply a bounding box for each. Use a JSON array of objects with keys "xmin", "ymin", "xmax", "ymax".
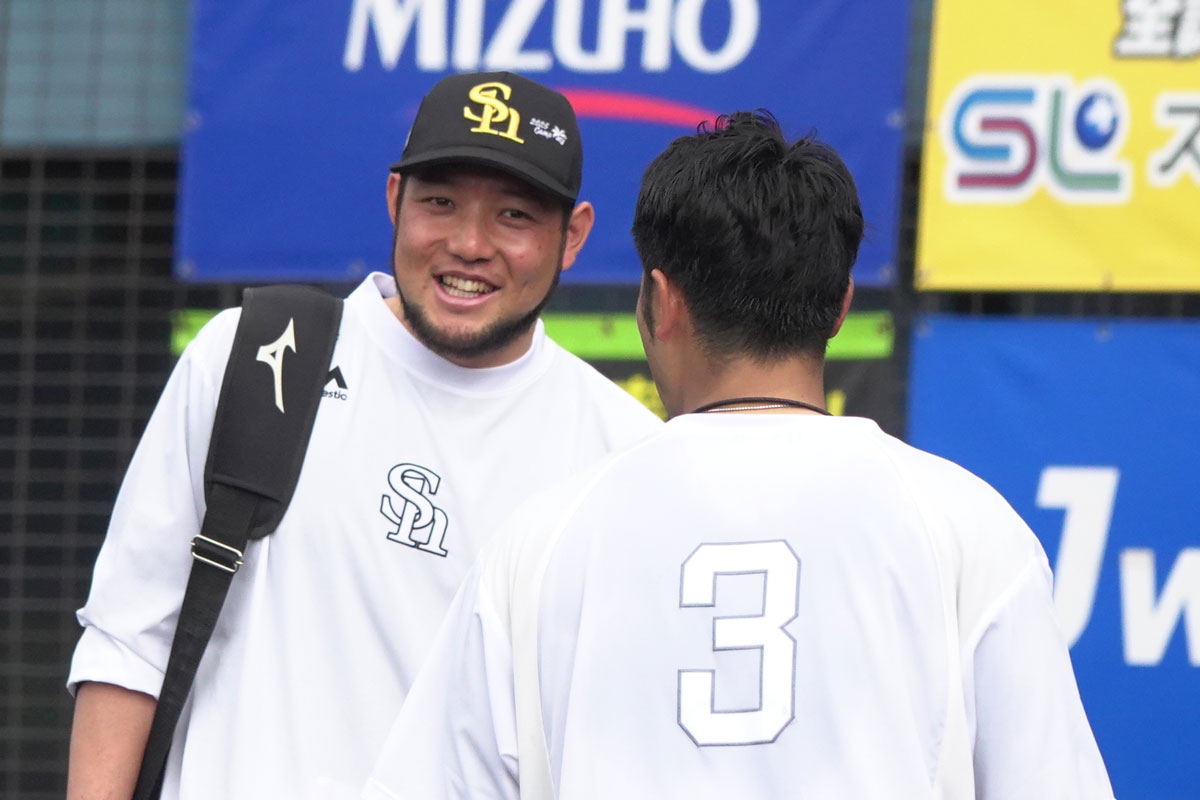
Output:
[
  {"xmin": 868, "ymin": 428, "xmax": 1047, "ymax": 583},
  {"xmin": 186, "ymin": 289, "xmax": 359, "ymax": 377},
  {"xmin": 481, "ymin": 427, "xmax": 664, "ymax": 577},
  {"xmin": 539, "ymin": 337, "xmax": 663, "ymax": 428},
  {"xmin": 182, "ymin": 307, "xmax": 242, "ymax": 362},
  {"xmin": 866, "ymin": 428, "xmax": 1005, "ymax": 507}
]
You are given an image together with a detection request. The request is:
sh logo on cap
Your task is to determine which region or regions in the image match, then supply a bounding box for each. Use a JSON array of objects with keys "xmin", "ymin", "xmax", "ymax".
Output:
[
  {"xmin": 464, "ymin": 81, "xmax": 525, "ymax": 143},
  {"xmin": 391, "ymin": 71, "xmax": 584, "ymax": 203}
]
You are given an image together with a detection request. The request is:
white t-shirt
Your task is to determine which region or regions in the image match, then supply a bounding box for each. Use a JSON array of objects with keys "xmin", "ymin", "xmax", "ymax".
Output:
[
  {"xmin": 68, "ymin": 273, "xmax": 661, "ymax": 800},
  {"xmin": 364, "ymin": 414, "xmax": 1114, "ymax": 800}
]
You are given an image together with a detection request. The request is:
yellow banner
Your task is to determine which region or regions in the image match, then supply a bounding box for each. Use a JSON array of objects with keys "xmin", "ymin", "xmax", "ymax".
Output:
[{"xmin": 917, "ymin": 0, "xmax": 1200, "ymax": 290}]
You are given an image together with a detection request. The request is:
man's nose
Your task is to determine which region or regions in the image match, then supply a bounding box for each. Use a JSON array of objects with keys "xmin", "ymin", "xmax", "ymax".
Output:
[{"xmin": 445, "ymin": 208, "xmax": 496, "ymax": 263}]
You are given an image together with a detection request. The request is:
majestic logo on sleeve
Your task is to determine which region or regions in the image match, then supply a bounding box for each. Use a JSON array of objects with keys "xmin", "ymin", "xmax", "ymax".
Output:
[
  {"xmin": 256, "ymin": 318, "xmax": 297, "ymax": 413},
  {"xmin": 380, "ymin": 463, "xmax": 450, "ymax": 556},
  {"xmin": 464, "ymin": 81, "xmax": 525, "ymax": 143}
]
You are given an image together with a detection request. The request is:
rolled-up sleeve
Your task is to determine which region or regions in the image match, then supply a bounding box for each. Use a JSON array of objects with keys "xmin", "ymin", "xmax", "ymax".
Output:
[{"xmin": 67, "ymin": 310, "xmax": 237, "ymax": 697}]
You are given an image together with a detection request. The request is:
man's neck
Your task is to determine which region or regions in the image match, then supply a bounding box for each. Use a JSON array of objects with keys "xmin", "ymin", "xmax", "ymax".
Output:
[{"xmin": 675, "ymin": 352, "xmax": 828, "ymax": 417}]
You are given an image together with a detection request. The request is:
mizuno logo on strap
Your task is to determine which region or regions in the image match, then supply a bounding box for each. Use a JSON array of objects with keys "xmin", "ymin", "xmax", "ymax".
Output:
[{"xmin": 256, "ymin": 318, "xmax": 296, "ymax": 413}]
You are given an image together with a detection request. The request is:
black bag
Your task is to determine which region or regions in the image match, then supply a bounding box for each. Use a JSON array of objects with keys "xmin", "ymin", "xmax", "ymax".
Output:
[{"xmin": 133, "ymin": 285, "xmax": 342, "ymax": 800}]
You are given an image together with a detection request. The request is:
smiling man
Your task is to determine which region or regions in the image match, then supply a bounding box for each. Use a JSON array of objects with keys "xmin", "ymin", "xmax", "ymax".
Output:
[
  {"xmin": 386, "ymin": 164, "xmax": 587, "ymax": 365},
  {"xmin": 65, "ymin": 72, "xmax": 660, "ymax": 800},
  {"xmin": 384, "ymin": 72, "xmax": 596, "ymax": 367}
]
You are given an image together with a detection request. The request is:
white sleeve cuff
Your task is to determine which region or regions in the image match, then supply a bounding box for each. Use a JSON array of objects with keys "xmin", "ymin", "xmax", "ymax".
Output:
[{"xmin": 66, "ymin": 624, "xmax": 166, "ymax": 699}]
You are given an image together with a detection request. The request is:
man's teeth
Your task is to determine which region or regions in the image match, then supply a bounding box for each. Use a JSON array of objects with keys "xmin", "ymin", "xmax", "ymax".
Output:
[{"xmin": 440, "ymin": 275, "xmax": 494, "ymax": 298}]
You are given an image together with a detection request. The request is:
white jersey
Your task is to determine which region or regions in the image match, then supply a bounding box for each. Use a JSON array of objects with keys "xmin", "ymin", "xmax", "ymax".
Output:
[
  {"xmin": 68, "ymin": 272, "xmax": 661, "ymax": 800},
  {"xmin": 364, "ymin": 414, "xmax": 1114, "ymax": 800}
]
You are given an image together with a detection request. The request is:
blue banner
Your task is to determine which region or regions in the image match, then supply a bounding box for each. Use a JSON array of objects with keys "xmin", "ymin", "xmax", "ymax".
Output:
[
  {"xmin": 177, "ymin": 0, "xmax": 909, "ymax": 284},
  {"xmin": 908, "ymin": 315, "xmax": 1200, "ymax": 800}
]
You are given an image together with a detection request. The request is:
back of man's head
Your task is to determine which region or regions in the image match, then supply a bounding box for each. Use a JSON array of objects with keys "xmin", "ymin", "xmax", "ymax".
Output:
[{"xmin": 632, "ymin": 111, "xmax": 864, "ymax": 359}]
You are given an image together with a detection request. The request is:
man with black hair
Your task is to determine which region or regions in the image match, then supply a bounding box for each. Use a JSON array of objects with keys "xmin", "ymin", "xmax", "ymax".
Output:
[
  {"xmin": 363, "ymin": 112, "xmax": 1114, "ymax": 800},
  {"xmin": 65, "ymin": 72, "xmax": 660, "ymax": 800}
]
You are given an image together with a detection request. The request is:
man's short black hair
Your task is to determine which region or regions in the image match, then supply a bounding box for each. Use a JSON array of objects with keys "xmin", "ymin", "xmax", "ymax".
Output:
[{"xmin": 632, "ymin": 111, "xmax": 864, "ymax": 359}]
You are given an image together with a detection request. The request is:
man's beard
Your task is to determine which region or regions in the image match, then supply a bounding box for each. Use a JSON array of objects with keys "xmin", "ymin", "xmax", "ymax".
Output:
[{"xmin": 398, "ymin": 266, "xmax": 563, "ymax": 363}]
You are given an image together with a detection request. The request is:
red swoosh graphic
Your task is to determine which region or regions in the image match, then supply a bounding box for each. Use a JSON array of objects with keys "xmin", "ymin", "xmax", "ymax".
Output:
[{"xmin": 557, "ymin": 88, "xmax": 718, "ymax": 128}]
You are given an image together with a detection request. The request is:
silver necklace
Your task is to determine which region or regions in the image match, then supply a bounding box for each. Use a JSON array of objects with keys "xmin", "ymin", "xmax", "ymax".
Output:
[{"xmin": 691, "ymin": 396, "xmax": 831, "ymax": 415}]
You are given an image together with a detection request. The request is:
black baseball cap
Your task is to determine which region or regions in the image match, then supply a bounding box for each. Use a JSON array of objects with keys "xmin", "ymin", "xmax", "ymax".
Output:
[{"xmin": 390, "ymin": 71, "xmax": 583, "ymax": 203}]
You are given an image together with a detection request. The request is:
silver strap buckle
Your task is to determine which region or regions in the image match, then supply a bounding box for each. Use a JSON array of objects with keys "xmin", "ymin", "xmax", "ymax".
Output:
[{"xmin": 191, "ymin": 535, "xmax": 244, "ymax": 574}]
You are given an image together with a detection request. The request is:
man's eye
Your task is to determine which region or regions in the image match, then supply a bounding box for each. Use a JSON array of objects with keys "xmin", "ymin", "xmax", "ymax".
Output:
[
  {"xmin": 423, "ymin": 196, "xmax": 452, "ymax": 207},
  {"xmin": 502, "ymin": 208, "xmax": 533, "ymax": 221}
]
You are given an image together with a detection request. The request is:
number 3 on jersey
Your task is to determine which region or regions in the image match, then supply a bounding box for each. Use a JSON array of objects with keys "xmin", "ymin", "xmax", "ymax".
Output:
[{"xmin": 678, "ymin": 540, "xmax": 800, "ymax": 746}]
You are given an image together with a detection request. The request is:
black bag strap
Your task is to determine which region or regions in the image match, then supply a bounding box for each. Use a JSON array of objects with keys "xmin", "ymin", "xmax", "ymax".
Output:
[{"xmin": 133, "ymin": 285, "xmax": 342, "ymax": 800}]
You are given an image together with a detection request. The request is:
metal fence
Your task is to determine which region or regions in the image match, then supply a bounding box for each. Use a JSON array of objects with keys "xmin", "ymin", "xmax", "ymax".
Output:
[{"xmin": 0, "ymin": 148, "xmax": 235, "ymax": 797}]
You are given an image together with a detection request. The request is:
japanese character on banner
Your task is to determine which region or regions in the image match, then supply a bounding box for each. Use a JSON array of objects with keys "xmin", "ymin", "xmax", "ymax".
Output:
[
  {"xmin": 1148, "ymin": 93, "xmax": 1200, "ymax": 187},
  {"xmin": 1181, "ymin": 0, "xmax": 1200, "ymax": 54},
  {"xmin": 1114, "ymin": 0, "xmax": 1200, "ymax": 57}
]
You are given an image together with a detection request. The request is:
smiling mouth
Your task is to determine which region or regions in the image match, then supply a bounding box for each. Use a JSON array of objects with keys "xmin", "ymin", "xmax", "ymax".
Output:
[{"xmin": 439, "ymin": 275, "xmax": 497, "ymax": 299}]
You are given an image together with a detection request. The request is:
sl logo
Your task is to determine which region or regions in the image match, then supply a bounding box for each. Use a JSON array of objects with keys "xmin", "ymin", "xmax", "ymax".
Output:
[
  {"xmin": 380, "ymin": 463, "xmax": 449, "ymax": 557},
  {"xmin": 463, "ymin": 81, "xmax": 525, "ymax": 144},
  {"xmin": 943, "ymin": 75, "xmax": 1131, "ymax": 205}
]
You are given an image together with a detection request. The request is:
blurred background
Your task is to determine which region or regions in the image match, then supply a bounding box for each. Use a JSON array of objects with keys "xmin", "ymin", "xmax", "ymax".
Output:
[{"xmin": 1, "ymin": 0, "xmax": 1196, "ymax": 797}]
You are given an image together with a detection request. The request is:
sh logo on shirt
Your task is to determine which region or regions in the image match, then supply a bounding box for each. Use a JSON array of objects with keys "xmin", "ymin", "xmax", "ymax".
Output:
[{"xmin": 380, "ymin": 463, "xmax": 450, "ymax": 556}]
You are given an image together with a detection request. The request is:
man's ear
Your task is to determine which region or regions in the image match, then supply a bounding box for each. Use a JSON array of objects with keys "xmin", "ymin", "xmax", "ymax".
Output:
[
  {"xmin": 649, "ymin": 268, "xmax": 687, "ymax": 340},
  {"xmin": 559, "ymin": 201, "xmax": 595, "ymax": 272},
  {"xmin": 829, "ymin": 277, "xmax": 855, "ymax": 338},
  {"xmin": 386, "ymin": 173, "xmax": 403, "ymax": 225}
]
